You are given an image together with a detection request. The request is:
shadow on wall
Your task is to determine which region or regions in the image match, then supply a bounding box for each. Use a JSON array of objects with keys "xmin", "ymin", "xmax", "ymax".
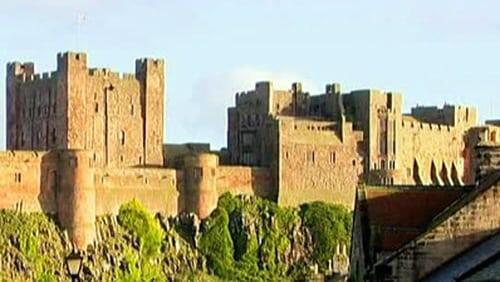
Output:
[{"xmin": 37, "ymin": 151, "xmax": 59, "ymax": 215}]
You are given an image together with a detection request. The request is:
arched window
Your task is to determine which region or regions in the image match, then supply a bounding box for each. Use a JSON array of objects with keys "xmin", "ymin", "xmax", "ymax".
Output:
[
  {"xmin": 491, "ymin": 131, "xmax": 497, "ymax": 143},
  {"xmin": 413, "ymin": 159, "xmax": 422, "ymax": 185}
]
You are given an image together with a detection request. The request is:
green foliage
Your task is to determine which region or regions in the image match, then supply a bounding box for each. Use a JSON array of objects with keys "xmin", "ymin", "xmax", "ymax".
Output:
[
  {"xmin": 203, "ymin": 193, "xmax": 299, "ymax": 281},
  {"xmin": 117, "ymin": 199, "xmax": 165, "ymax": 258},
  {"xmin": 217, "ymin": 192, "xmax": 243, "ymax": 215},
  {"xmin": 0, "ymin": 195, "xmax": 353, "ymax": 281},
  {"xmin": 0, "ymin": 210, "xmax": 62, "ymax": 281},
  {"xmin": 114, "ymin": 247, "xmax": 163, "ymax": 282},
  {"xmin": 116, "ymin": 200, "xmax": 166, "ymax": 280},
  {"xmin": 198, "ymin": 208, "xmax": 236, "ymax": 278},
  {"xmin": 300, "ymin": 201, "xmax": 352, "ymax": 270}
]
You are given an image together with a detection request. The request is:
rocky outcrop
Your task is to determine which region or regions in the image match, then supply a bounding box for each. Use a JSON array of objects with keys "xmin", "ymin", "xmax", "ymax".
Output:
[{"xmin": 0, "ymin": 194, "xmax": 351, "ymax": 281}]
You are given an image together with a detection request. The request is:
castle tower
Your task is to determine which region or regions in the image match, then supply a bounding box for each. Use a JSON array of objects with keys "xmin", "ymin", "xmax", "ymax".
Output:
[
  {"xmin": 57, "ymin": 150, "xmax": 96, "ymax": 249},
  {"xmin": 57, "ymin": 52, "xmax": 88, "ymax": 149},
  {"xmin": 6, "ymin": 62, "xmax": 34, "ymax": 148},
  {"xmin": 136, "ymin": 59, "xmax": 165, "ymax": 166},
  {"xmin": 183, "ymin": 153, "xmax": 219, "ymax": 219}
]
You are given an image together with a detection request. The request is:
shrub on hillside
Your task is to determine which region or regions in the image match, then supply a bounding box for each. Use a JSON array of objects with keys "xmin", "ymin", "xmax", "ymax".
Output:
[{"xmin": 300, "ymin": 201, "xmax": 352, "ymax": 270}]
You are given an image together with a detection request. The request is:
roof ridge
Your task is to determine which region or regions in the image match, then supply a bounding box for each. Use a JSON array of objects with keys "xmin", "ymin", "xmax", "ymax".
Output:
[{"xmin": 373, "ymin": 171, "xmax": 500, "ymax": 269}]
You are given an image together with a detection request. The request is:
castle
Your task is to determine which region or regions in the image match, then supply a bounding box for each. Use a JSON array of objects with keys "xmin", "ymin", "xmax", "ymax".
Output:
[{"xmin": 0, "ymin": 51, "xmax": 498, "ymax": 253}]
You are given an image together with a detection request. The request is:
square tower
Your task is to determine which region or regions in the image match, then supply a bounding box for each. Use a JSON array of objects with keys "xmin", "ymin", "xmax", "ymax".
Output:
[{"xmin": 5, "ymin": 52, "xmax": 166, "ymax": 168}]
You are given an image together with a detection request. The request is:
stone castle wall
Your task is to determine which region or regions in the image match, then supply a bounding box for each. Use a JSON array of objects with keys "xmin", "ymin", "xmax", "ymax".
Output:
[
  {"xmin": 0, "ymin": 149, "xmax": 274, "ymax": 248},
  {"xmin": 0, "ymin": 151, "xmax": 58, "ymax": 213},
  {"xmin": 277, "ymin": 117, "xmax": 363, "ymax": 208},
  {"xmin": 6, "ymin": 52, "xmax": 164, "ymax": 168},
  {"xmin": 389, "ymin": 120, "xmax": 470, "ymax": 186}
]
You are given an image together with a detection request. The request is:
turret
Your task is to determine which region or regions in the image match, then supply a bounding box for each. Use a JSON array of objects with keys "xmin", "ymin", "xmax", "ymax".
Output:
[
  {"xmin": 56, "ymin": 150, "xmax": 96, "ymax": 249},
  {"xmin": 183, "ymin": 153, "xmax": 219, "ymax": 219}
]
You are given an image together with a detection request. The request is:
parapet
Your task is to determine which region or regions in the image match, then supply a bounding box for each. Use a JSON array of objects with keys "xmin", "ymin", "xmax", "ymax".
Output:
[
  {"xmin": 135, "ymin": 58, "xmax": 165, "ymax": 75},
  {"xmin": 326, "ymin": 83, "xmax": 342, "ymax": 94},
  {"xmin": 486, "ymin": 120, "xmax": 500, "ymax": 126},
  {"xmin": 57, "ymin": 51, "xmax": 88, "ymax": 71},
  {"xmin": 6, "ymin": 62, "xmax": 35, "ymax": 78}
]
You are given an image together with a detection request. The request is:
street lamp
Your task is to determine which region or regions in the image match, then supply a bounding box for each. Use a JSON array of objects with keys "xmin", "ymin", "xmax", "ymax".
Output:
[{"xmin": 65, "ymin": 251, "xmax": 83, "ymax": 282}]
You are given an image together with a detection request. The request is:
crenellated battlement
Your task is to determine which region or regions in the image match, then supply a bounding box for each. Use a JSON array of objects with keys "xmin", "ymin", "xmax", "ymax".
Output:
[
  {"xmin": 87, "ymin": 68, "xmax": 138, "ymax": 81},
  {"xmin": 401, "ymin": 118, "xmax": 454, "ymax": 132}
]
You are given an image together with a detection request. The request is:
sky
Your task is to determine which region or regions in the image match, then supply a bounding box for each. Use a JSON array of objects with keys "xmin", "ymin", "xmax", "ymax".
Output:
[{"xmin": 0, "ymin": 1, "xmax": 499, "ymax": 149}]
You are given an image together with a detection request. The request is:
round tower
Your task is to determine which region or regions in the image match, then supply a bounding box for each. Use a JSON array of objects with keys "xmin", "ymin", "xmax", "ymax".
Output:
[
  {"xmin": 57, "ymin": 150, "xmax": 95, "ymax": 249},
  {"xmin": 183, "ymin": 153, "xmax": 219, "ymax": 219}
]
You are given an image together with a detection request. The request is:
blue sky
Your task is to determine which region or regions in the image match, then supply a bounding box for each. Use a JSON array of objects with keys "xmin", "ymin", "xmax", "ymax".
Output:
[{"xmin": 1, "ymin": 1, "xmax": 499, "ymax": 149}]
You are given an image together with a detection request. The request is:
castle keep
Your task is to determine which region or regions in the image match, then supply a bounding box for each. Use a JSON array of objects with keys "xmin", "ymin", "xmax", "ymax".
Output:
[
  {"xmin": 1, "ymin": 51, "xmax": 498, "ymax": 252},
  {"xmin": 6, "ymin": 52, "xmax": 163, "ymax": 167}
]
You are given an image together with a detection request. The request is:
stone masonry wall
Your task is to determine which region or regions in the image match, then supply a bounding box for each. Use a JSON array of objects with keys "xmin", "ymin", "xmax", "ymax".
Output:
[
  {"xmin": 386, "ymin": 174, "xmax": 500, "ymax": 281},
  {"xmin": 6, "ymin": 52, "xmax": 165, "ymax": 168},
  {"xmin": 278, "ymin": 118, "xmax": 363, "ymax": 209},
  {"xmin": 394, "ymin": 121, "xmax": 470, "ymax": 186},
  {"xmin": 0, "ymin": 151, "xmax": 58, "ymax": 213},
  {"xmin": 217, "ymin": 165, "xmax": 274, "ymax": 200},
  {"xmin": 94, "ymin": 167, "xmax": 181, "ymax": 216}
]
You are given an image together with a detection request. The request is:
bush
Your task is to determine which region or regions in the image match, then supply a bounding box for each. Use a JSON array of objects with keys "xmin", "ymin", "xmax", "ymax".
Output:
[
  {"xmin": 117, "ymin": 199, "xmax": 165, "ymax": 258},
  {"xmin": 0, "ymin": 211, "xmax": 62, "ymax": 281},
  {"xmin": 198, "ymin": 208, "xmax": 235, "ymax": 278},
  {"xmin": 300, "ymin": 202, "xmax": 352, "ymax": 270}
]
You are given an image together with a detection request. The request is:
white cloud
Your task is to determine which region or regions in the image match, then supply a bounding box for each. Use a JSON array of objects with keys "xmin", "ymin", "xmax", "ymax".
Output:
[{"xmin": 170, "ymin": 66, "xmax": 320, "ymax": 149}]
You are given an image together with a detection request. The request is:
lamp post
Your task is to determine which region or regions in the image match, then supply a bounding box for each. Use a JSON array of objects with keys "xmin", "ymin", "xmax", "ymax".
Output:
[{"xmin": 65, "ymin": 251, "xmax": 83, "ymax": 282}]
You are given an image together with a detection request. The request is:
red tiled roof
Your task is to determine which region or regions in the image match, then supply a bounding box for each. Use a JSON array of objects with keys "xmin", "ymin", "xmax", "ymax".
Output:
[{"xmin": 364, "ymin": 187, "xmax": 467, "ymax": 251}]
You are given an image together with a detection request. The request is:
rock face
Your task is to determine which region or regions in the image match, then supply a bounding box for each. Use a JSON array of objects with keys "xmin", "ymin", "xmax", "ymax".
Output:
[{"xmin": 0, "ymin": 194, "xmax": 352, "ymax": 281}]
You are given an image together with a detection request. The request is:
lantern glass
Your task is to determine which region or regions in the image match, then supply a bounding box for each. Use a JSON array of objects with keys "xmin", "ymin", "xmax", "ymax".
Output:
[{"xmin": 66, "ymin": 252, "xmax": 83, "ymax": 276}]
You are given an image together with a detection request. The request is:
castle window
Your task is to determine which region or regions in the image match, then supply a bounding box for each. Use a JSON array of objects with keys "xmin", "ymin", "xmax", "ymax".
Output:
[
  {"xmin": 193, "ymin": 168, "xmax": 202, "ymax": 179},
  {"xmin": 285, "ymin": 151, "xmax": 290, "ymax": 159},
  {"xmin": 130, "ymin": 104, "xmax": 134, "ymax": 115},
  {"xmin": 307, "ymin": 151, "xmax": 316, "ymax": 164},
  {"xmin": 14, "ymin": 172, "xmax": 22, "ymax": 183},
  {"xmin": 95, "ymin": 103, "xmax": 99, "ymax": 113},
  {"xmin": 120, "ymin": 155, "xmax": 124, "ymax": 163},
  {"xmin": 491, "ymin": 131, "xmax": 497, "ymax": 143},
  {"xmin": 139, "ymin": 156, "xmax": 142, "ymax": 164},
  {"xmin": 53, "ymin": 102, "xmax": 57, "ymax": 114},
  {"xmin": 51, "ymin": 128, "xmax": 56, "ymax": 144},
  {"xmin": 353, "ymin": 159, "xmax": 356, "ymax": 166},
  {"xmin": 330, "ymin": 152, "xmax": 336, "ymax": 164},
  {"xmin": 37, "ymin": 106, "xmax": 41, "ymax": 117},
  {"xmin": 119, "ymin": 130, "xmax": 126, "ymax": 145}
]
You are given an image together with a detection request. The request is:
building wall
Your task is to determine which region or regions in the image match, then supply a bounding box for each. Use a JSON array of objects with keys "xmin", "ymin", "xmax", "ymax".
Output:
[
  {"xmin": 6, "ymin": 52, "xmax": 165, "ymax": 168},
  {"xmin": 217, "ymin": 165, "xmax": 274, "ymax": 199},
  {"xmin": 94, "ymin": 167, "xmax": 180, "ymax": 216},
  {"xmin": 277, "ymin": 118, "xmax": 363, "ymax": 208},
  {"xmin": 385, "ymin": 174, "xmax": 500, "ymax": 281},
  {"xmin": 390, "ymin": 120, "xmax": 470, "ymax": 186},
  {"xmin": 6, "ymin": 63, "xmax": 63, "ymax": 150},
  {"xmin": 0, "ymin": 150, "xmax": 58, "ymax": 213}
]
